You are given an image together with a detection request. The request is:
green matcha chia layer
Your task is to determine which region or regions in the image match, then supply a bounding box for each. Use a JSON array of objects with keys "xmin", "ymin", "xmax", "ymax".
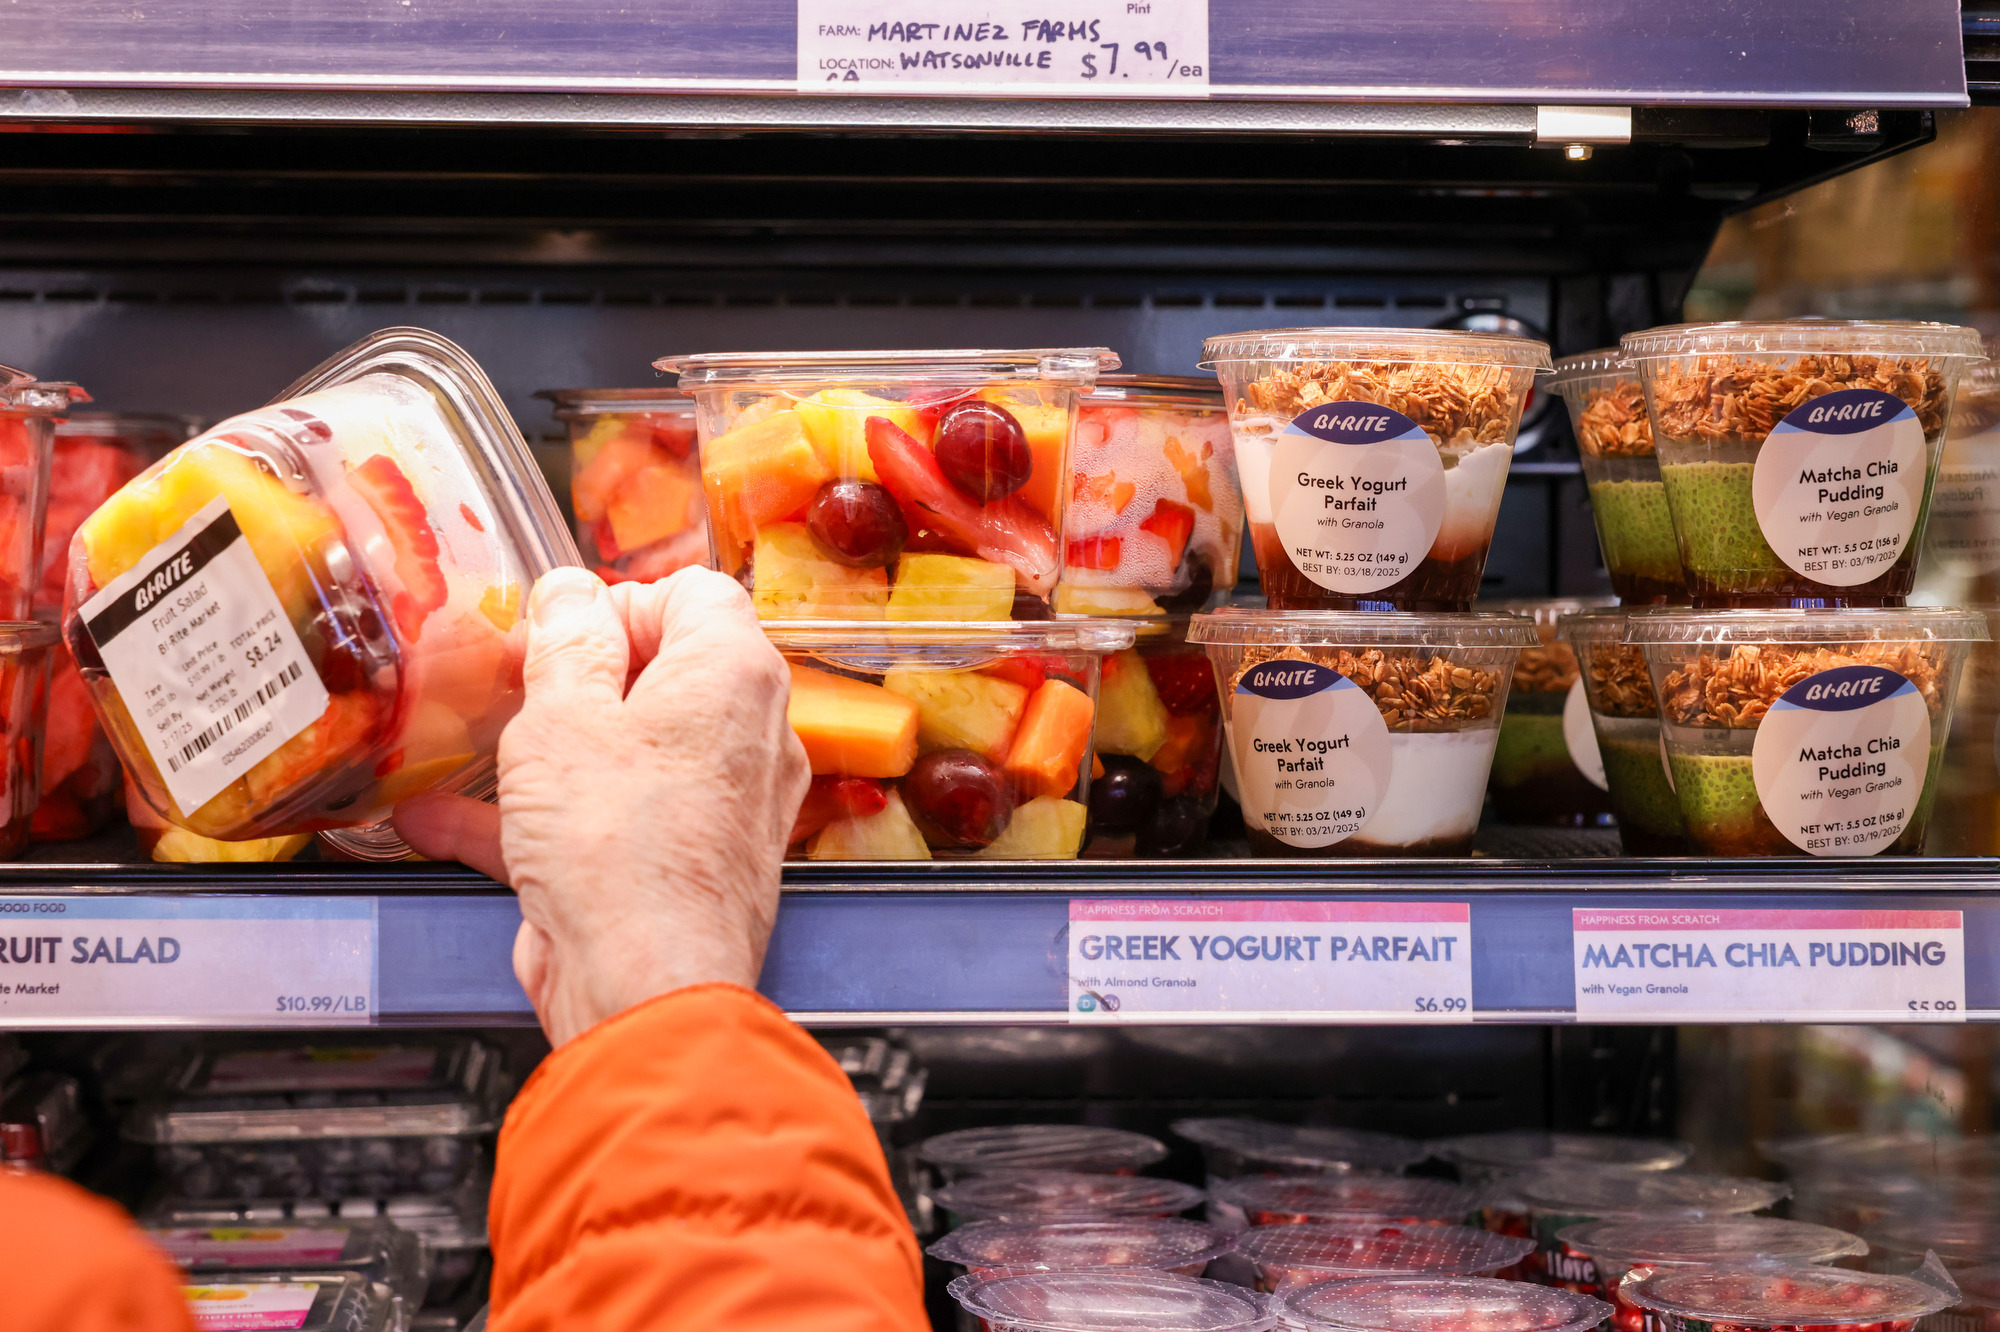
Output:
[
  {"xmin": 1657, "ymin": 461, "xmax": 1790, "ymax": 593},
  {"xmin": 1599, "ymin": 730, "xmax": 1685, "ymax": 845},
  {"xmin": 1490, "ymin": 710, "xmax": 1612, "ymax": 825},
  {"xmin": 1491, "ymin": 712, "xmax": 1570, "ymax": 788},
  {"xmin": 1667, "ymin": 747, "xmax": 1943, "ymax": 856},
  {"xmin": 1587, "ymin": 479, "xmax": 1684, "ymax": 588}
]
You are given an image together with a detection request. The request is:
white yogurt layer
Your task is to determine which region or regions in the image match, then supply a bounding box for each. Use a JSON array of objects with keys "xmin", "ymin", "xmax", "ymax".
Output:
[
  {"xmin": 1234, "ymin": 418, "xmax": 1278, "ymax": 524},
  {"xmin": 1433, "ymin": 441, "xmax": 1513, "ymax": 562},
  {"xmin": 1354, "ymin": 728, "xmax": 1497, "ymax": 847}
]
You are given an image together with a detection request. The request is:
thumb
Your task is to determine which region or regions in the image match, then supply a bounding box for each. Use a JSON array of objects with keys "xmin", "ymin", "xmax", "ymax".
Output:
[{"xmin": 521, "ymin": 567, "xmax": 629, "ymax": 708}]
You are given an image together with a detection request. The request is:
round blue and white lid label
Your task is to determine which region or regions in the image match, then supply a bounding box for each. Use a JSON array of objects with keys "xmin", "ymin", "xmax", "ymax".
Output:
[
  {"xmin": 1751, "ymin": 388, "xmax": 1927, "ymax": 586},
  {"xmin": 1226, "ymin": 659, "xmax": 1392, "ymax": 847},
  {"xmin": 1270, "ymin": 402, "xmax": 1446, "ymax": 593},
  {"xmin": 1750, "ymin": 663, "xmax": 1931, "ymax": 855}
]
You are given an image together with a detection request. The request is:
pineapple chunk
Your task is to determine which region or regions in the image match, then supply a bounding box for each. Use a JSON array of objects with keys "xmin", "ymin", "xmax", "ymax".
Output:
[
  {"xmin": 793, "ymin": 389, "xmax": 928, "ymax": 483},
  {"xmin": 1054, "ymin": 582, "xmax": 1164, "ymax": 616},
  {"xmin": 887, "ymin": 553, "xmax": 1014, "ymax": 620},
  {"xmin": 882, "ymin": 667, "xmax": 1029, "ymax": 762},
  {"xmin": 1094, "ymin": 648, "xmax": 1170, "ymax": 761},
  {"xmin": 810, "ymin": 789, "xmax": 933, "ymax": 860},
  {"xmin": 753, "ymin": 522, "xmax": 888, "ymax": 619},
  {"xmin": 153, "ymin": 828, "xmax": 315, "ymax": 864},
  {"xmin": 975, "ymin": 797, "xmax": 1087, "ymax": 859}
]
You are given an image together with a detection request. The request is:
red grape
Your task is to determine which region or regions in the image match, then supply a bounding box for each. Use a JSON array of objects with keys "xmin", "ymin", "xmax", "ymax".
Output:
[
  {"xmin": 902, "ymin": 750, "xmax": 1013, "ymax": 849},
  {"xmin": 808, "ymin": 478, "xmax": 909, "ymax": 566},
  {"xmin": 934, "ymin": 400, "xmax": 1032, "ymax": 502}
]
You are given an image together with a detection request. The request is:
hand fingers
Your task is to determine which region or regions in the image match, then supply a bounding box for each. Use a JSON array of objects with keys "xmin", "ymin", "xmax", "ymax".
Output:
[
  {"xmin": 624, "ymin": 569, "xmax": 777, "ymax": 707},
  {"xmin": 392, "ymin": 793, "xmax": 508, "ymax": 883},
  {"xmin": 609, "ymin": 567, "xmax": 756, "ymax": 676},
  {"xmin": 521, "ymin": 567, "xmax": 632, "ymax": 709},
  {"xmin": 512, "ymin": 918, "xmax": 553, "ymax": 1020}
]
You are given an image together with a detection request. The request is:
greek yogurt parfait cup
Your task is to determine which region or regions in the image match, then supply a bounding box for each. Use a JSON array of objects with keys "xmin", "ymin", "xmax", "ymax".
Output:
[
  {"xmin": 1562, "ymin": 609, "xmax": 1688, "ymax": 854},
  {"xmin": 1620, "ymin": 321, "xmax": 1984, "ymax": 607},
  {"xmin": 949, "ymin": 1270, "xmax": 1274, "ymax": 1332},
  {"xmin": 1485, "ymin": 598, "xmax": 1617, "ymax": 827},
  {"xmin": 929, "ymin": 1218, "xmax": 1236, "ymax": 1278},
  {"xmin": 933, "ymin": 1172, "xmax": 1207, "ymax": 1227},
  {"xmin": 1200, "ymin": 328, "xmax": 1550, "ymax": 612},
  {"xmin": 1551, "ymin": 350, "xmax": 1688, "ymax": 604},
  {"xmin": 539, "ymin": 387, "xmax": 708, "ymax": 585},
  {"xmin": 1628, "ymin": 608, "xmax": 1987, "ymax": 857},
  {"xmin": 918, "ymin": 1125, "xmax": 1170, "ymax": 1181},
  {"xmin": 1274, "ymin": 1274, "xmax": 1610, "ymax": 1332},
  {"xmin": 1625, "ymin": 1257, "xmax": 1961, "ymax": 1332},
  {"xmin": 1188, "ymin": 608, "xmax": 1539, "ymax": 856},
  {"xmin": 1515, "ymin": 1171, "xmax": 1791, "ymax": 1295},
  {"xmin": 1211, "ymin": 1173, "xmax": 1484, "ymax": 1229},
  {"xmin": 1558, "ymin": 1217, "xmax": 1868, "ymax": 1332},
  {"xmin": 1238, "ymin": 1222, "xmax": 1535, "ymax": 1293}
]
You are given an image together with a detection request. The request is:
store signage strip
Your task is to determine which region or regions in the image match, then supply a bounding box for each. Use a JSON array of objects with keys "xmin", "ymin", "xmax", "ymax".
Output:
[
  {"xmin": 1572, "ymin": 907, "xmax": 1965, "ymax": 1023},
  {"xmin": 0, "ymin": 896, "xmax": 376, "ymax": 1027},
  {"xmin": 1068, "ymin": 900, "xmax": 1472, "ymax": 1022}
]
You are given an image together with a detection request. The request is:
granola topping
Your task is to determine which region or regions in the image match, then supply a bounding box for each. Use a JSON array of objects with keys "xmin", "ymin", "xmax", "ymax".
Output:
[
  {"xmin": 1659, "ymin": 642, "xmax": 1944, "ymax": 729},
  {"xmin": 1650, "ymin": 354, "xmax": 1950, "ymax": 446},
  {"xmin": 1230, "ymin": 644, "xmax": 1499, "ymax": 732},
  {"xmin": 1241, "ymin": 361, "xmax": 1522, "ymax": 453},
  {"xmin": 1581, "ymin": 643, "xmax": 1658, "ymax": 719},
  {"xmin": 1513, "ymin": 644, "xmax": 1579, "ymax": 694},
  {"xmin": 1575, "ymin": 381, "xmax": 1655, "ymax": 458}
]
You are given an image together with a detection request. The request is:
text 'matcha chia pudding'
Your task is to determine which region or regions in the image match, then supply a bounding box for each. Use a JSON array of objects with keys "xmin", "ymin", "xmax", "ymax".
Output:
[
  {"xmin": 1484, "ymin": 598, "xmax": 1615, "ymax": 828},
  {"xmin": 1555, "ymin": 1217, "xmax": 1867, "ymax": 1332},
  {"xmin": 1627, "ymin": 608, "xmax": 1987, "ymax": 857},
  {"xmin": 1561, "ymin": 608, "xmax": 1688, "ymax": 855},
  {"xmin": 1188, "ymin": 608, "xmax": 1539, "ymax": 856},
  {"xmin": 1549, "ymin": 350, "xmax": 1688, "ymax": 604},
  {"xmin": 1273, "ymin": 1274, "xmax": 1610, "ymax": 1332},
  {"xmin": 1619, "ymin": 320, "xmax": 1984, "ymax": 607},
  {"xmin": 1624, "ymin": 1257, "xmax": 1961, "ymax": 1332},
  {"xmin": 1199, "ymin": 328, "xmax": 1550, "ymax": 611}
]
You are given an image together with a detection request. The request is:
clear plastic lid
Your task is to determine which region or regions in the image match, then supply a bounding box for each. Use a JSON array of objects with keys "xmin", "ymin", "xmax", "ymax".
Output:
[
  {"xmin": 1198, "ymin": 328, "xmax": 1552, "ymax": 372},
  {"xmin": 764, "ymin": 619, "xmax": 1137, "ymax": 673},
  {"xmin": 1480, "ymin": 599, "xmax": 1617, "ymax": 632},
  {"xmin": 1866, "ymin": 1215, "xmax": 2000, "ymax": 1266},
  {"xmin": 1237, "ymin": 1223, "xmax": 1534, "ymax": 1279},
  {"xmin": 147, "ymin": 1216, "xmax": 428, "ymax": 1301},
  {"xmin": 1760, "ymin": 1131, "xmax": 2000, "ymax": 1179},
  {"xmin": 1188, "ymin": 609, "xmax": 1541, "ymax": 650},
  {"xmin": 1170, "ymin": 1118, "xmax": 1427, "ymax": 1174},
  {"xmin": 1624, "ymin": 608, "xmax": 1992, "ymax": 646},
  {"xmin": 536, "ymin": 387, "xmax": 692, "ymax": 417},
  {"xmin": 1273, "ymin": 1275, "xmax": 1611, "ymax": 1332},
  {"xmin": 657, "ymin": 347, "xmax": 1119, "ymax": 389},
  {"xmin": 1210, "ymin": 1174, "xmax": 1482, "ymax": 1224},
  {"xmin": 1626, "ymin": 1257, "xmax": 1961, "ymax": 1328},
  {"xmin": 947, "ymin": 1270, "xmax": 1275, "ymax": 1332},
  {"xmin": 0, "ymin": 362, "xmax": 85, "ymax": 416},
  {"xmin": 1430, "ymin": 1131, "xmax": 1692, "ymax": 1175},
  {"xmin": 1619, "ymin": 320, "xmax": 1986, "ymax": 364},
  {"xmin": 934, "ymin": 1171, "xmax": 1205, "ymax": 1222},
  {"xmin": 1082, "ymin": 375, "xmax": 1225, "ymax": 408},
  {"xmin": 180, "ymin": 1272, "xmax": 399, "ymax": 1332},
  {"xmin": 1546, "ymin": 350, "xmax": 1637, "ymax": 397},
  {"xmin": 1516, "ymin": 1170, "xmax": 1789, "ymax": 1218},
  {"xmin": 1557, "ymin": 1217, "xmax": 1867, "ymax": 1269},
  {"xmin": 55, "ymin": 411, "xmax": 195, "ymax": 450},
  {"xmin": 1558, "ymin": 609, "xmax": 1640, "ymax": 644},
  {"xmin": 918, "ymin": 1125, "xmax": 1170, "ymax": 1175},
  {"xmin": 928, "ymin": 1219, "xmax": 1236, "ymax": 1273}
]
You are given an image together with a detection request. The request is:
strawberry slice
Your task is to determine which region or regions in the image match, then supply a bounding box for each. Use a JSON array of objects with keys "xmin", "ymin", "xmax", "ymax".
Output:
[
  {"xmin": 1144, "ymin": 652, "xmax": 1219, "ymax": 717},
  {"xmin": 865, "ymin": 416, "xmax": 1058, "ymax": 595},
  {"xmin": 1138, "ymin": 497, "xmax": 1197, "ymax": 569},
  {"xmin": 1066, "ymin": 534, "xmax": 1122, "ymax": 570},
  {"xmin": 790, "ymin": 774, "xmax": 890, "ymax": 845},
  {"xmin": 348, "ymin": 453, "xmax": 447, "ymax": 643}
]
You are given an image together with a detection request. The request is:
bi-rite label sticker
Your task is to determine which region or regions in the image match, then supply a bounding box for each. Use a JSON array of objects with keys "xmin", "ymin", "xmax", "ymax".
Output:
[
  {"xmin": 1750, "ymin": 663, "xmax": 1931, "ymax": 857},
  {"xmin": 1269, "ymin": 402, "xmax": 1446, "ymax": 594},
  {"xmin": 183, "ymin": 1281, "xmax": 320, "ymax": 1331},
  {"xmin": 1927, "ymin": 429, "xmax": 2000, "ymax": 577},
  {"xmin": 1562, "ymin": 679, "xmax": 1608, "ymax": 792},
  {"xmin": 1226, "ymin": 658, "xmax": 1391, "ymax": 849},
  {"xmin": 1752, "ymin": 387, "xmax": 1927, "ymax": 586},
  {"xmin": 80, "ymin": 495, "xmax": 330, "ymax": 815}
]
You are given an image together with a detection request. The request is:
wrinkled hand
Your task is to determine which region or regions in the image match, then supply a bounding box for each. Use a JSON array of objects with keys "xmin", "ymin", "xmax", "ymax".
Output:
[{"xmin": 395, "ymin": 566, "xmax": 809, "ymax": 1047}]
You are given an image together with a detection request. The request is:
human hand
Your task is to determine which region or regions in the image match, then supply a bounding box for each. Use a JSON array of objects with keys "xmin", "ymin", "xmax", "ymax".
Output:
[{"xmin": 395, "ymin": 566, "xmax": 809, "ymax": 1047}]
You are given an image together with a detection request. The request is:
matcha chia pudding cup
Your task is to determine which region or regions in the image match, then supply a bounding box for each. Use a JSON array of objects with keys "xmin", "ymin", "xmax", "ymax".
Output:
[
  {"xmin": 1628, "ymin": 608, "xmax": 1988, "ymax": 857},
  {"xmin": 1560, "ymin": 608, "xmax": 1688, "ymax": 855},
  {"xmin": 1549, "ymin": 351, "xmax": 1687, "ymax": 604},
  {"xmin": 1926, "ymin": 339, "xmax": 2000, "ymax": 589},
  {"xmin": 1620, "ymin": 320, "xmax": 1984, "ymax": 607},
  {"xmin": 1484, "ymin": 599, "xmax": 1616, "ymax": 827}
]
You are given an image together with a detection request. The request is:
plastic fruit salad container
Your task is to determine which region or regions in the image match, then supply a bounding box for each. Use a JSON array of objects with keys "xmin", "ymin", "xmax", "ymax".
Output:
[
  {"xmin": 1557, "ymin": 1218, "xmax": 1867, "ymax": 1332},
  {"xmin": 768, "ymin": 619, "xmax": 1133, "ymax": 860},
  {"xmin": 1171, "ymin": 1118, "xmax": 1426, "ymax": 1183},
  {"xmin": 1619, "ymin": 320, "xmax": 1985, "ymax": 607},
  {"xmin": 1059, "ymin": 375, "xmax": 1242, "ymax": 616},
  {"xmin": 0, "ymin": 623, "xmax": 58, "ymax": 860},
  {"xmin": 1273, "ymin": 1274, "xmax": 1610, "ymax": 1332},
  {"xmin": 929, "ymin": 1218, "xmax": 1236, "ymax": 1278},
  {"xmin": 1628, "ymin": 608, "xmax": 1988, "ymax": 857},
  {"xmin": 658, "ymin": 347, "xmax": 1117, "ymax": 620},
  {"xmin": 918, "ymin": 1125, "xmax": 1170, "ymax": 1181},
  {"xmin": 1210, "ymin": 1174, "xmax": 1483, "ymax": 1228},
  {"xmin": 933, "ymin": 1171, "xmax": 1207, "ymax": 1226},
  {"xmin": 538, "ymin": 387, "xmax": 708, "ymax": 584},
  {"xmin": 1514, "ymin": 1170, "xmax": 1791, "ymax": 1295},
  {"xmin": 1188, "ymin": 608, "xmax": 1540, "ymax": 856},
  {"xmin": 1199, "ymin": 327, "xmax": 1550, "ymax": 612},
  {"xmin": 0, "ymin": 364, "xmax": 84, "ymax": 621},
  {"xmin": 1086, "ymin": 618, "xmax": 1226, "ymax": 858},
  {"xmin": 61, "ymin": 329, "xmax": 577, "ymax": 856},
  {"xmin": 1550, "ymin": 350, "xmax": 1687, "ymax": 605},
  {"xmin": 1561, "ymin": 609, "xmax": 1688, "ymax": 855},
  {"xmin": 1625, "ymin": 1257, "xmax": 1961, "ymax": 1332},
  {"xmin": 1483, "ymin": 598, "xmax": 1615, "ymax": 829},
  {"xmin": 1238, "ymin": 1222, "xmax": 1535, "ymax": 1293},
  {"xmin": 949, "ymin": 1270, "xmax": 1274, "ymax": 1332}
]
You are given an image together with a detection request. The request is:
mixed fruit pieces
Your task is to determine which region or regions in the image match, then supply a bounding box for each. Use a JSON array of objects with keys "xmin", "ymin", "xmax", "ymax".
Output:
[
  {"xmin": 703, "ymin": 386, "xmax": 1068, "ymax": 619},
  {"xmin": 1085, "ymin": 646, "xmax": 1222, "ymax": 856},
  {"xmin": 784, "ymin": 652, "xmax": 1097, "ymax": 858},
  {"xmin": 568, "ymin": 409, "xmax": 708, "ymax": 584},
  {"xmin": 0, "ymin": 415, "xmax": 44, "ymax": 621}
]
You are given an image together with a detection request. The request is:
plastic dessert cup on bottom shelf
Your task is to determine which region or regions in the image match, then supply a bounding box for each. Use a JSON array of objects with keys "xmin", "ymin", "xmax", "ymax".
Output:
[
  {"xmin": 768, "ymin": 619, "xmax": 1133, "ymax": 860},
  {"xmin": 1628, "ymin": 608, "xmax": 1987, "ymax": 857},
  {"xmin": 1237, "ymin": 1221, "xmax": 1535, "ymax": 1293},
  {"xmin": 1208, "ymin": 1173, "xmax": 1484, "ymax": 1230},
  {"xmin": 1274, "ymin": 1274, "xmax": 1610, "ymax": 1332},
  {"xmin": 1624, "ymin": 1257, "xmax": 1962, "ymax": 1332},
  {"xmin": 1549, "ymin": 350, "xmax": 1688, "ymax": 604},
  {"xmin": 1555, "ymin": 1217, "xmax": 1868, "ymax": 1332},
  {"xmin": 1863, "ymin": 1215, "xmax": 2000, "ymax": 1276},
  {"xmin": 1188, "ymin": 609, "xmax": 1539, "ymax": 857},
  {"xmin": 1084, "ymin": 619, "xmax": 1226, "ymax": 858},
  {"xmin": 1620, "ymin": 320, "xmax": 1984, "ymax": 607},
  {"xmin": 1560, "ymin": 609, "xmax": 1688, "ymax": 854},
  {"xmin": 1170, "ymin": 1118, "xmax": 1427, "ymax": 1185},
  {"xmin": 1482, "ymin": 598, "xmax": 1617, "ymax": 827},
  {"xmin": 180, "ymin": 1272, "xmax": 399, "ymax": 1332},
  {"xmin": 1199, "ymin": 327, "xmax": 1551, "ymax": 612},
  {"xmin": 538, "ymin": 388, "xmax": 708, "ymax": 585},
  {"xmin": 927, "ymin": 1219, "xmax": 1237, "ymax": 1279},
  {"xmin": 1057, "ymin": 375, "xmax": 1243, "ymax": 617},
  {"xmin": 1513, "ymin": 1171, "xmax": 1791, "ymax": 1295},
  {"xmin": 0, "ymin": 623, "xmax": 55, "ymax": 858},
  {"xmin": 917, "ymin": 1124, "xmax": 1170, "ymax": 1181},
  {"xmin": 931, "ymin": 1171, "xmax": 1207, "ymax": 1227},
  {"xmin": 658, "ymin": 348, "xmax": 1117, "ymax": 621},
  {"xmin": 949, "ymin": 1270, "xmax": 1274, "ymax": 1332}
]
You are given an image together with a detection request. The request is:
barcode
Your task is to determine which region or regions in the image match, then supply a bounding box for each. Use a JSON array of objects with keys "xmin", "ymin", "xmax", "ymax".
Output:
[{"xmin": 166, "ymin": 661, "xmax": 307, "ymax": 774}]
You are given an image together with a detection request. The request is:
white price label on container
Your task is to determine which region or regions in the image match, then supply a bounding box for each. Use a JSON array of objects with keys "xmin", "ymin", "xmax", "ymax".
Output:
[
  {"xmin": 1573, "ymin": 907, "xmax": 1965, "ymax": 1023},
  {"xmin": 0, "ymin": 897, "xmax": 375, "ymax": 1026},
  {"xmin": 797, "ymin": 0, "xmax": 1209, "ymax": 94},
  {"xmin": 1069, "ymin": 900, "xmax": 1472, "ymax": 1022}
]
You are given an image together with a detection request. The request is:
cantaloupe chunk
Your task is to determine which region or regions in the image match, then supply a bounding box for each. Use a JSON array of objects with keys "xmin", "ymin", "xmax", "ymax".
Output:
[
  {"xmin": 794, "ymin": 389, "xmax": 929, "ymax": 483},
  {"xmin": 975, "ymin": 796, "xmax": 1087, "ymax": 859},
  {"xmin": 883, "ymin": 667, "xmax": 1029, "ymax": 762},
  {"xmin": 1004, "ymin": 678, "xmax": 1096, "ymax": 799},
  {"xmin": 606, "ymin": 461, "xmax": 699, "ymax": 553},
  {"xmin": 788, "ymin": 662, "xmax": 919, "ymax": 778},
  {"xmin": 887, "ymin": 552, "xmax": 1014, "ymax": 620},
  {"xmin": 700, "ymin": 410, "xmax": 831, "ymax": 561},
  {"xmin": 980, "ymin": 389, "xmax": 1069, "ymax": 521},
  {"xmin": 753, "ymin": 523, "xmax": 888, "ymax": 619}
]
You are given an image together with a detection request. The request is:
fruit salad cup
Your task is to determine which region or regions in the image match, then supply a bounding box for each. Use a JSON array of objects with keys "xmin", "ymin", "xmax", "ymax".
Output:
[
  {"xmin": 1624, "ymin": 1257, "xmax": 1961, "ymax": 1332},
  {"xmin": 0, "ymin": 366, "xmax": 81, "ymax": 622},
  {"xmin": 1550, "ymin": 351, "xmax": 1688, "ymax": 604},
  {"xmin": 768, "ymin": 620, "xmax": 1132, "ymax": 860},
  {"xmin": 948, "ymin": 1270, "xmax": 1273, "ymax": 1332},
  {"xmin": 0, "ymin": 623, "xmax": 57, "ymax": 859},
  {"xmin": 61, "ymin": 329, "xmax": 578, "ymax": 857},
  {"xmin": 1557, "ymin": 1217, "xmax": 1868, "ymax": 1332},
  {"xmin": 1561, "ymin": 609, "xmax": 1689, "ymax": 855},
  {"xmin": 1924, "ymin": 338, "xmax": 2000, "ymax": 591},
  {"xmin": 1238, "ymin": 1222, "xmax": 1535, "ymax": 1293},
  {"xmin": 1199, "ymin": 328, "xmax": 1550, "ymax": 612},
  {"xmin": 1628, "ymin": 609, "xmax": 1987, "ymax": 857},
  {"xmin": 1057, "ymin": 375, "xmax": 1242, "ymax": 616},
  {"xmin": 1484, "ymin": 599, "xmax": 1616, "ymax": 827},
  {"xmin": 658, "ymin": 348, "xmax": 1117, "ymax": 620},
  {"xmin": 538, "ymin": 388, "xmax": 708, "ymax": 584},
  {"xmin": 1274, "ymin": 1274, "xmax": 1611, "ymax": 1332},
  {"xmin": 928, "ymin": 1219, "xmax": 1236, "ymax": 1279},
  {"xmin": 1085, "ymin": 620, "xmax": 1225, "ymax": 858},
  {"xmin": 1210, "ymin": 1173, "xmax": 1484, "ymax": 1229},
  {"xmin": 1514, "ymin": 1171, "xmax": 1791, "ymax": 1295},
  {"xmin": 1620, "ymin": 321, "xmax": 1984, "ymax": 607},
  {"xmin": 1188, "ymin": 608, "xmax": 1540, "ymax": 857},
  {"xmin": 918, "ymin": 1125, "xmax": 1169, "ymax": 1182},
  {"xmin": 1171, "ymin": 1118, "xmax": 1426, "ymax": 1185},
  {"xmin": 932, "ymin": 1171, "xmax": 1207, "ymax": 1227}
]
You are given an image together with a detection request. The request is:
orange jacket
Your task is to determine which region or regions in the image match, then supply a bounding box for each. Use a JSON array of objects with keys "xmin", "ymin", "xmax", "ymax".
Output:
[
  {"xmin": 487, "ymin": 983, "xmax": 930, "ymax": 1332},
  {"xmin": 0, "ymin": 1168, "xmax": 197, "ymax": 1332}
]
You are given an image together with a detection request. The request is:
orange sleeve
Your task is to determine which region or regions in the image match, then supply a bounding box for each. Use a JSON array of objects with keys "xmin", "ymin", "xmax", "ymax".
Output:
[
  {"xmin": 487, "ymin": 983, "xmax": 929, "ymax": 1332},
  {"xmin": 0, "ymin": 1170, "xmax": 196, "ymax": 1332}
]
